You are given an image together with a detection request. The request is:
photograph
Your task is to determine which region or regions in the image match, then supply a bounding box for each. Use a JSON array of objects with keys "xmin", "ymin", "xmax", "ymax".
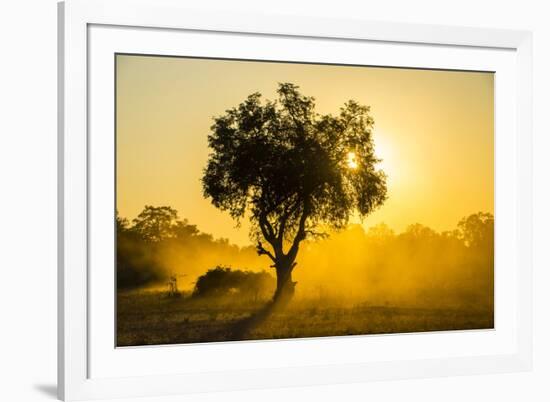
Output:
[{"xmin": 115, "ymin": 54, "xmax": 494, "ymax": 347}]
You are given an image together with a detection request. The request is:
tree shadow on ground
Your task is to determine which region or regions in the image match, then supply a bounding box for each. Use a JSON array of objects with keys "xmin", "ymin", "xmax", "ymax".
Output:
[{"xmin": 228, "ymin": 299, "xmax": 292, "ymax": 341}]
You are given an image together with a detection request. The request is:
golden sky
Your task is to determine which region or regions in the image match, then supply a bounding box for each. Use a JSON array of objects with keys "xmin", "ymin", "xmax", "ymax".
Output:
[{"xmin": 116, "ymin": 55, "xmax": 494, "ymax": 246}]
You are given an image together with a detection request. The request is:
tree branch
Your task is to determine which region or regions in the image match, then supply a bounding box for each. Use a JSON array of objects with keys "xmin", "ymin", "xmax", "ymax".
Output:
[
  {"xmin": 280, "ymin": 90, "xmax": 308, "ymax": 135},
  {"xmin": 304, "ymin": 229, "xmax": 329, "ymax": 240},
  {"xmin": 286, "ymin": 200, "xmax": 310, "ymax": 261},
  {"xmin": 276, "ymin": 202, "xmax": 300, "ymax": 243},
  {"xmin": 259, "ymin": 212, "xmax": 275, "ymax": 243},
  {"xmin": 256, "ymin": 241, "xmax": 276, "ymax": 263}
]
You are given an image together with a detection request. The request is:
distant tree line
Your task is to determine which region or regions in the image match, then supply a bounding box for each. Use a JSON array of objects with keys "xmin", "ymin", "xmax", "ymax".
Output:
[
  {"xmin": 296, "ymin": 212, "xmax": 494, "ymax": 309},
  {"xmin": 116, "ymin": 205, "xmax": 260, "ymax": 289},
  {"xmin": 117, "ymin": 205, "xmax": 494, "ymax": 310}
]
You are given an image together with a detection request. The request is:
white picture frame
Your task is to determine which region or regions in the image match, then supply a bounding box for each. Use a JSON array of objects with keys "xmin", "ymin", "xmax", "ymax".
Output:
[{"xmin": 58, "ymin": 0, "xmax": 533, "ymax": 400}]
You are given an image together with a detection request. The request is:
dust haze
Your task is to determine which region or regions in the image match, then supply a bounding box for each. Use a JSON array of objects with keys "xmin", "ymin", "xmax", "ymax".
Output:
[{"xmin": 117, "ymin": 207, "xmax": 493, "ymax": 345}]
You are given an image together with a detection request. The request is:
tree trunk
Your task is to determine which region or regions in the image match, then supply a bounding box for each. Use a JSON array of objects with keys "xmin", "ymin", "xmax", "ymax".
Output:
[{"xmin": 273, "ymin": 260, "xmax": 296, "ymax": 305}]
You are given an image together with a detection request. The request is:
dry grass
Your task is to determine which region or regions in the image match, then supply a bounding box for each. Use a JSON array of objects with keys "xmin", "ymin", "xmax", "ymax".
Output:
[{"xmin": 116, "ymin": 290, "xmax": 493, "ymax": 347}]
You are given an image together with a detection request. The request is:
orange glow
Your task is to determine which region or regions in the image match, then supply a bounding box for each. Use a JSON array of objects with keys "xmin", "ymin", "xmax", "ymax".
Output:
[{"xmin": 116, "ymin": 55, "xmax": 493, "ymax": 245}]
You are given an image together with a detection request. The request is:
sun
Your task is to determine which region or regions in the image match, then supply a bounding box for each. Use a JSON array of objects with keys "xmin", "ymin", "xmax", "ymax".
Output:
[{"xmin": 346, "ymin": 151, "xmax": 358, "ymax": 169}]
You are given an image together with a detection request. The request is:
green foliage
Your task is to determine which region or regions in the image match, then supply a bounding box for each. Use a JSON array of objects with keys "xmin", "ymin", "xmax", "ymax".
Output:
[{"xmin": 202, "ymin": 83, "xmax": 387, "ymax": 268}]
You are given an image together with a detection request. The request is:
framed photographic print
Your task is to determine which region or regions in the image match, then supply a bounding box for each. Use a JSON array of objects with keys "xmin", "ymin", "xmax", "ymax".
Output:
[{"xmin": 58, "ymin": 0, "xmax": 533, "ymax": 400}]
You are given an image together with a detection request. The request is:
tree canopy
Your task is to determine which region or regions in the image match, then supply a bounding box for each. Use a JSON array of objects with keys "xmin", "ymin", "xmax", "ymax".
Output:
[
  {"xmin": 203, "ymin": 83, "xmax": 387, "ymax": 248},
  {"xmin": 202, "ymin": 83, "xmax": 387, "ymax": 300}
]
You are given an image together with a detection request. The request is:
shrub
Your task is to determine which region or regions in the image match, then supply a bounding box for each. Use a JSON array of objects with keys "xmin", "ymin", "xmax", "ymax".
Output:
[{"xmin": 193, "ymin": 266, "xmax": 275, "ymax": 300}]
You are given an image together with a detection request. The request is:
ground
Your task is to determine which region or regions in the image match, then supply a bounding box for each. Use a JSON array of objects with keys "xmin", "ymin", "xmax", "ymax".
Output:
[{"xmin": 116, "ymin": 290, "xmax": 493, "ymax": 346}]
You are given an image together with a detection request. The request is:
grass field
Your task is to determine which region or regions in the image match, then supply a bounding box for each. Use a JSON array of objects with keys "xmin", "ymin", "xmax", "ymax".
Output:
[{"xmin": 116, "ymin": 290, "xmax": 494, "ymax": 346}]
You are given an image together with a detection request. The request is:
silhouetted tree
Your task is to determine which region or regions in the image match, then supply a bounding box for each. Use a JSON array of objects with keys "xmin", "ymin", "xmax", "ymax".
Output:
[
  {"xmin": 202, "ymin": 83, "xmax": 387, "ymax": 303},
  {"xmin": 116, "ymin": 206, "xmax": 263, "ymax": 290},
  {"xmin": 457, "ymin": 212, "xmax": 494, "ymax": 249},
  {"xmin": 117, "ymin": 207, "xmax": 166, "ymax": 289},
  {"xmin": 457, "ymin": 212, "xmax": 494, "ymax": 305},
  {"xmin": 132, "ymin": 205, "xmax": 178, "ymax": 242},
  {"xmin": 116, "ymin": 210, "xmax": 130, "ymax": 233},
  {"xmin": 172, "ymin": 220, "xmax": 200, "ymax": 239}
]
